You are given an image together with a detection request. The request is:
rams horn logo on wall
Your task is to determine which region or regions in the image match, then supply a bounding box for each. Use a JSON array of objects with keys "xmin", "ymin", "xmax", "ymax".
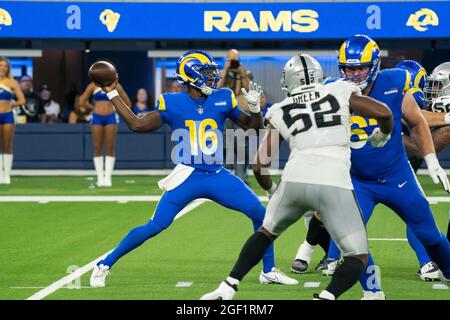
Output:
[
  {"xmin": 0, "ymin": 8, "xmax": 12, "ymax": 29},
  {"xmin": 406, "ymin": 8, "xmax": 439, "ymax": 32},
  {"xmin": 100, "ymin": 9, "xmax": 120, "ymax": 32}
]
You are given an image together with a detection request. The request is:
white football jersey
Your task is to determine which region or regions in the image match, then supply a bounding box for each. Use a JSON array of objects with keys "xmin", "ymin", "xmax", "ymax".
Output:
[{"xmin": 265, "ymin": 80, "xmax": 361, "ymax": 189}]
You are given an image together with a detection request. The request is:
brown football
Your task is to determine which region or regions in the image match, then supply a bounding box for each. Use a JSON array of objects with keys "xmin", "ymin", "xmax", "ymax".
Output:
[{"xmin": 88, "ymin": 61, "xmax": 117, "ymax": 87}]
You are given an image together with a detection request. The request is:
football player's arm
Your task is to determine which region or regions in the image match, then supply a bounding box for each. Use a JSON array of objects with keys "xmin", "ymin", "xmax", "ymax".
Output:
[
  {"xmin": 402, "ymin": 91, "xmax": 450, "ymax": 191},
  {"xmin": 234, "ymin": 110, "xmax": 264, "ymax": 130},
  {"xmin": 421, "ymin": 110, "xmax": 450, "ymax": 128},
  {"xmin": 101, "ymin": 76, "xmax": 163, "ymax": 132},
  {"xmin": 78, "ymin": 83, "xmax": 95, "ymax": 111},
  {"xmin": 402, "ymin": 91, "xmax": 435, "ymax": 156},
  {"xmin": 349, "ymin": 94, "xmax": 393, "ymax": 134},
  {"xmin": 253, "ymin": 124, "xmax": 281, "ymax": 195},
  {"xmin": 10, "ymin": 79, "xmax": 26, "ymax": 107},
  {"xmin": 116, "ymin": 83, "xmax": 132, "ymax": 107}
]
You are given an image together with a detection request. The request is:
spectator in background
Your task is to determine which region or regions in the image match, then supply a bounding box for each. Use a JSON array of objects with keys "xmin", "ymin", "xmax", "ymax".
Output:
[
  {"xmin": 219, "ymin": 49, "xmax": 251, "ymax": 183},
  {"xmin": 218, "ymin": 49, "xmax": 250, "ymax": 109},
  {"xmin": 39, "ymin": 84, "xmax": 61, "ymax": 123},
  {"xmin": 61, "ymin": 83, "xmax": 78, "ymax": 123},
  {"xmin": 68, "ymin": 95, "xmax": 91, "ymax": 124},
  {"xmin": 16, "ymin": 75, "xmax": 44, "ymax": 123},
  {"xmin": 131, "ymin": 88, "xmax": 152, "ymax": 118}
]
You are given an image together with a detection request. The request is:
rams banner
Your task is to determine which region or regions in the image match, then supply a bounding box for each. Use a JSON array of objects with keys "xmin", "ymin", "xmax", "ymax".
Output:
[{"xmin": 0, "ymin": 1, "xmax": 449, "ymax": 39}]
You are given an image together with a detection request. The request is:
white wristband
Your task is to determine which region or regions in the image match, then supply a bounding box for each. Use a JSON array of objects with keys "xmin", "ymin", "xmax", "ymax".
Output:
[
  {"xmin": 444, "ymin": 113, "xmax": 450, "ymax": 125},
  {"xmin": 424, "ymin": 153, "xmax": 438, "ymax": 166},
  {"xmin": 106, "ymin": 90, "xmax": 119, "ymax": 100}
]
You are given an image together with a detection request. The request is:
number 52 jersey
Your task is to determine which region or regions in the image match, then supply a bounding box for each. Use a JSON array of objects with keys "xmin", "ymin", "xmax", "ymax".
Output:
[{"xmin": 266, "ymin": 79, "xmax": 361, "ymax": 190}]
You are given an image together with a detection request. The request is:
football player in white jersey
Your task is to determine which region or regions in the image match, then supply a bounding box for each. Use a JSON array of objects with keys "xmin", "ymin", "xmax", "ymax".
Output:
[{"xmin": 200, "ymin": 54, "xmax": 394, "ymax": 300}]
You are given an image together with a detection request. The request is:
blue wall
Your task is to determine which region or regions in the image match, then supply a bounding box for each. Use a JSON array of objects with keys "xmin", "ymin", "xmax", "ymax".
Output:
[{"xmin": 12, "ymin": 124, "xmax": 450, "ymax": 169}]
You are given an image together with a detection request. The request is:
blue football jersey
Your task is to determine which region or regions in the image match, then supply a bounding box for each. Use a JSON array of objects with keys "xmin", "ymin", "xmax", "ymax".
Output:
[
  {"xmin": 155, "ymin": 88, "xmax": 241, "ymax": 171},
  {"xmin": 350, "ymin": 68, "xmax": 411, "ymax": 180}
]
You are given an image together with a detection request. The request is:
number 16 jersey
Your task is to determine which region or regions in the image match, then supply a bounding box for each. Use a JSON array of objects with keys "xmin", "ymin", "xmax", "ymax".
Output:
[{"xmin": 266, "ymin": 80, "xmax": 361, "ymax": 190}]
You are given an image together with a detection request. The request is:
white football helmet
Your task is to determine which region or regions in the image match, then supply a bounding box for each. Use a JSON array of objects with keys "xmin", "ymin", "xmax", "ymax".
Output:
[
  {"xmin": 281, "ymin": 54, "xmax": 323, "ymax": 96},
  {"xmin": 424, "ymin": 62, "xmax": 450, "ymax": 107}
]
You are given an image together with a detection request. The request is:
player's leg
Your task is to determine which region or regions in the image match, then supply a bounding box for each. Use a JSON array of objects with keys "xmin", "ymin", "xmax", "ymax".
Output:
[
  {"xmin": 292, "ymin": 212, "xmax": 330, "ymax": 273},
  {"xmin": 91, "ymin": 173, "xmax": 203, "ymax": 287},
  {"xmin": 204, "ymin": 170, "xmax": 276, "ymax": 273},
  {"xmin": 206, "ymin": 169, "xmax": 297, "ymax": 284},
  {"xmin": 385, "ymin": 169, "xmax": 450, "ymax": 282},
  {"xmin": 406, "ymin": 226, "xmax": 440, "ymax": 281},
  {"xmin": 2, "ymin": 123, "xmax": 14, "ymax": 184},
  {"xmin": 103, "ymin": 121, "xmax": 117, "ymax": 187},
  {"xmin": 201, "ymin": 181, "xmax": 306, "ymax": 299},
  {"xmin": 312, "ymin": 184, "xmax": 369, "ymax": 300},
  {"xmin": 350, "ymin": 180, "xmax": 384, "ymax": 298},
  {"xmin": 91, "ymin": 121, "xmax": 105, "ymax": 187}
]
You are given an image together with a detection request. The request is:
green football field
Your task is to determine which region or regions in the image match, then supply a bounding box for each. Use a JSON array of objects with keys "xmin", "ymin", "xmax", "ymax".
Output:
[{"xmin": 0, "ymin": 175, "xmax": 449, "ymax": 300}]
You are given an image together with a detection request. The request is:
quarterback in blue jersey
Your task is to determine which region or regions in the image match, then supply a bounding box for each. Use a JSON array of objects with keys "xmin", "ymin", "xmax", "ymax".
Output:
[{"xmin": 89, "ymin": 50, "xmax": 298, "ymax": 288}]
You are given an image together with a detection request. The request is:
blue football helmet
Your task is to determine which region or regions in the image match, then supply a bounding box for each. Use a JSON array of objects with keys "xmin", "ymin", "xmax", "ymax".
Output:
[
  {"xmin": 395, "ymin": 60, "xmax": 427, "ymax": 108},
  {"xmin": 338, "ymin": 34, "xmax": 381, "ymax": 90},
  {"xmin": 395, "ymin": 60, "xmax": 427, "ymax": 90},
  {"xmin": 175, "ymin": 50, "xmax": 220, "ymax": 95}
]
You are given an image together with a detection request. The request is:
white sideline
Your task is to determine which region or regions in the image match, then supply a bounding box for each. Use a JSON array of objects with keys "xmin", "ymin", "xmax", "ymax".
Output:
[
  {"xmin": 10, "ymin": 168, "xmax": 448, "ymax": 176},
  {"xmin": 1, "ymin": 195, "xmax": 450, "ymax": 203},
  {"xmin": 26, "ymin": 198, "xmax": 207, "ymax": 300}
]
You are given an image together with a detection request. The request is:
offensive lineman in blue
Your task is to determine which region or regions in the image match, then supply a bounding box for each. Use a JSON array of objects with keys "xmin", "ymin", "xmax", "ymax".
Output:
[
  {"xmin": 325, "ymin": 35, "xmax": 450, "ymax": 298},
  {"xmin": 89, "ymin": 50, "xmax": 298, "ymax": 287}
]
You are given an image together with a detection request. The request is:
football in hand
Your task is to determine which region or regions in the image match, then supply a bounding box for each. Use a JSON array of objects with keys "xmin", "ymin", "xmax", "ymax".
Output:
[{"xmin": 88, "ymin": 61, "xmax": 117, "ymax": 87}]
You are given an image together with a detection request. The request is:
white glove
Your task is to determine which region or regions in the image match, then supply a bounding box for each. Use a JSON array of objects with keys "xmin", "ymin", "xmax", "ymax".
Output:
[
  {"xmin": 444, "ymin": 112, "xmax": 450, "ymax": 125},
  {"xmin": 266, "ymin": 182, "xmax": 278, "ymax": 199},
  {"xmin": 241, "ymin": 81, "xmax": 263, "ymax": 113},
  {"xmin": 424, "ymin": 153, "xmax": 450, "ymax": 192},
  {"xmin": 368, "ymin": 128, "xmax": 391, "ymax": 148}
]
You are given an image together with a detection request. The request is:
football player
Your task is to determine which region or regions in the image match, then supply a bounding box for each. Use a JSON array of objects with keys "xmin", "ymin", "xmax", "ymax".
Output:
[
  {"xmin": 201, "ymin": 53, "xmax": 394, "ymax": 300},
  {"xmin": 89, "ymin": 50, "xmax": 298, "ymax": 287},
  {"xmin": 324, "ymin": 35, "xmax": 450, "ymax": 299},
  {"xmin": 293, "ymin": 60, "xmax": 450, "ymax": 282},
  {"xmin": 397, "ymin": 60, "xmax": 450, "ymax": 281}
]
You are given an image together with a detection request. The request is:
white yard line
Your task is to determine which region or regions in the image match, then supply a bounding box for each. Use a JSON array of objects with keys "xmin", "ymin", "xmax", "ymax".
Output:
[
  {"xmin": 25, "ymin": 198, "xmax": 207, "ymax": 301},
  {"xmin": 10, "ymin": 169, "xmax": 449, "ymax": 176},
  {"xmin": 368, "ymin": 238, "xmax": 407, "ymax": 241},
  {"xmin": 1, "ymin": 195, "xmax": 449, "ymax": 203}
]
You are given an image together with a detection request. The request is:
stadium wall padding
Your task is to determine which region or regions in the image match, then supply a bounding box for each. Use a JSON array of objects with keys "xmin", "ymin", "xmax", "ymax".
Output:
[{"xmin": 12, "ymin": 124, "xmax": 450, "ymax": 169}]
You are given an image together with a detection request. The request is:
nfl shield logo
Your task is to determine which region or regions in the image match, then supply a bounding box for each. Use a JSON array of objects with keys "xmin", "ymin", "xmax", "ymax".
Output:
[{"xmin": 197, "ymin": 107, "xmax": 204, "ymax": 114}]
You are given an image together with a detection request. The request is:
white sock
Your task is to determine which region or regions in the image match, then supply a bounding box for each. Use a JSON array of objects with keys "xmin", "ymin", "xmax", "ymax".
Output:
[
  {"xmin": 295, "ymin": 240, "xmax": 316, "ymax": 264},
  {"xmin": 3, "ymin": 154, "xmax": 13, "ymax": 176},
  {"xmin": 93, "ymin": 156, "xmax": 104, "ymax": 181},
  {"xmin": 0, "ymin": 153, "xmax": 3, "ymax": 171},
  {"xmin": 319, "ymin": 290, "xmax": 335, "ymax": 300},
  {"xmin": 104, "ymin": 156, "xmax": 115, "ymax": 179},
  {"xmin": 226, "ymin": 276, "xmax": 240, "ymax": 287}
]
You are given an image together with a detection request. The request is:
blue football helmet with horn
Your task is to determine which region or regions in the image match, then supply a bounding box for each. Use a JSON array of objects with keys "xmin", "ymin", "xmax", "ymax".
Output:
[{"xmin": 175, "ymin": 50, "xmax": 220, "ymax": 95}]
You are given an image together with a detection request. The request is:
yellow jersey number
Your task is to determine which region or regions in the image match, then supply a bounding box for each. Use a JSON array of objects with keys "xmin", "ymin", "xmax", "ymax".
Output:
[
  {"xmin": 185, "ymin": 119, "xmax": 219, "ymax": 155},
  {"xmin": 350, "ymin": 116, "xmax": 378, "ymax": 149}
]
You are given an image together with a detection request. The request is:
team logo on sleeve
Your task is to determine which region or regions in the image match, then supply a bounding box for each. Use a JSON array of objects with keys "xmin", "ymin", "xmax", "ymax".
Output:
[
  {"xmin": 0, "ymin": 8, "xmax": 12, "ymax": 29},
  {"xmin": 100, "ymin": 9, "xmax": 120, "ymax": 32},
  {"xmin": 406, "ymin": 8, "xmax": 439, "ymax": 32}
]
